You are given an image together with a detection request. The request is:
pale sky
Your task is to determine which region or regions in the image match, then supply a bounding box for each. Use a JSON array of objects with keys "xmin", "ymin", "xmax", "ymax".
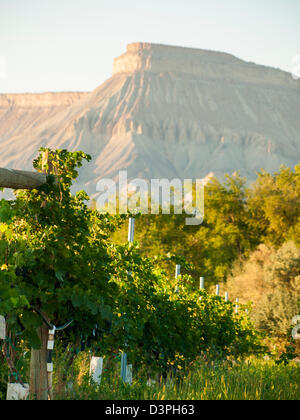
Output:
[{"xmin": 0, "ymin": 0, "xmax": 299, "ymax": 93}]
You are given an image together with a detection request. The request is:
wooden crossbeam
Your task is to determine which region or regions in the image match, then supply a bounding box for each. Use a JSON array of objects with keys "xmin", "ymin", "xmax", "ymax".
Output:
[{"xmin": 0, "ymin": 168, "xmax": 48, "ymax": 190}]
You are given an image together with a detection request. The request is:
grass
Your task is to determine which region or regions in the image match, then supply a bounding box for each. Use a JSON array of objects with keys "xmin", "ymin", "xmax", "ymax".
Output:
[{"xmin": 55, "ymin": 357, "xmax": 300, "ymax": 400}]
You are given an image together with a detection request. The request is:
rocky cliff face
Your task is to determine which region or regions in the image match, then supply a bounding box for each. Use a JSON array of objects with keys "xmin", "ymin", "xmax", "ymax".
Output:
[
  {"xmin": 0, "ymin": 43, "xmax": 299, "ymax": 198},
  {"xmin": 0, "ymin": 91, "xmax": 87, "ymax": 145},
  {"xmin": 0, "ymin": 92, "xmax": 87, "ymax": 108}
]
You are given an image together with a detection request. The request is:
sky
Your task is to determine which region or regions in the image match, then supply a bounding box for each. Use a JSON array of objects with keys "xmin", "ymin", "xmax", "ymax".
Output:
[{"xmin": 0, "ymin": 0, "xmax": 299, "ymax": 93}]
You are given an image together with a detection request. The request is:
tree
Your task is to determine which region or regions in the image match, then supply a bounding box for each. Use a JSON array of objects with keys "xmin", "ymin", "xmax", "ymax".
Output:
[
  {"xmin": 224, "ymin": 241, "xmax": 300, "ymax": 336},
  {"xmin": 113, "ymin": 173, "xmax": 262, "ymax": 285},
  {"xmin": 247, "ymin": 164, "xmax": 300, "ymax": 247}
]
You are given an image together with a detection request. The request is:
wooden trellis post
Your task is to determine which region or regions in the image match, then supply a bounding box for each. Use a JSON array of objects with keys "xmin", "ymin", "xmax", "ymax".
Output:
[
  {"xmin": 0, "ymin": 151, "xmax": 56, "ymax": 191},
  {"xmin": 0, "ymin": 168, "xmax": 48, "ymax": 190}
]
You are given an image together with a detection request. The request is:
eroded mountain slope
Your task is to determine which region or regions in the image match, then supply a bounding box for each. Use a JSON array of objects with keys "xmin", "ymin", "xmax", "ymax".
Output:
[{"xmin": 0, "ymin": 43, "xmax": 299, "ymax": 197}]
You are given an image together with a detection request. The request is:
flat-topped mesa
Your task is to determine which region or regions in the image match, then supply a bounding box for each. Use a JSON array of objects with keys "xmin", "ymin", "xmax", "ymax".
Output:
[{"xmin": 113, "ymin": 42, "xmax": 298, "ymax": 88}]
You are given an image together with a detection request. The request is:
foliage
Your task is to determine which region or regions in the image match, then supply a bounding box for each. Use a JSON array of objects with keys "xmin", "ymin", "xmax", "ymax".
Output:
[
  {"xmin": 113, "ymin": 163, "xmax": 300, "ymax": 288},
  {"xmin": 0, "ymin": 148, "xmax": 127, "ymax": 351},
  {"xmin": 113, "ymin": 173, "xmax": 263, "ymax": 285},
  {"xmin": 224, "ymin": 242, "xmax": 300, "ymax": 336},
  {"xmin": 276, "ymin": 300, "xmax": 300, "ymax": 365},
  {"xmin": 247, "ymin": 164, "xmax": 300, "ymax": 247},
  {"xmin": 0, "ymin": 337, "xmax": 30, "ymax": 399},
  {"xmin": 0, "ymin": 148, "xmax": 263, "ymax": 393},
  {"xmin": 106, "ymin": 254, "xmax": 263, "ymax": 374}
]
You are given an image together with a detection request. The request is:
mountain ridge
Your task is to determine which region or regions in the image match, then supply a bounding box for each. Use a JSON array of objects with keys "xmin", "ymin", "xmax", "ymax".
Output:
[{"xmin": 0, "ymin": 43, "xmax": 299, "ymax": 199}]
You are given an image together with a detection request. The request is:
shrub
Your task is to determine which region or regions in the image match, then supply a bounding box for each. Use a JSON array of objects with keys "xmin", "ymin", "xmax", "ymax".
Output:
[{"xmin": 224, "ymin": 241, "xmax": 300, "ymax": 336}]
